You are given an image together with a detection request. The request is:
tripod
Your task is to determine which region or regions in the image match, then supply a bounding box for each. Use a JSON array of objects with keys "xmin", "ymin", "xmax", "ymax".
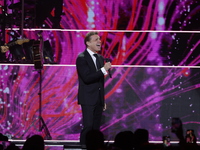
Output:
[
  {"xmin": 33, "ymin": 34, "xmax": 52, "ymax": 140},
  {"xmin": 21, "ymin": 69, "xmax": 52, "ymax": 140},
  {"xmin": 21, "ymin": 38, "xmax": 52, "ymax": 140},
  {"xmin": 37, "ymin": 69, "xmax": 52, "ymax": 140}
]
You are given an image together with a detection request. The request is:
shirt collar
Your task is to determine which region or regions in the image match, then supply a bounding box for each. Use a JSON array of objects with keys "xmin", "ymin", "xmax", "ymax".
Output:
[{"xmin": 87, "ymin": 48, "xmax": 96, "ymax": 56}]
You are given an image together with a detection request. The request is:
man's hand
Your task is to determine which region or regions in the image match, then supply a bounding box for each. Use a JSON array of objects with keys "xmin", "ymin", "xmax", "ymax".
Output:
[
  {"xmin": 1, "ymin": 45, "xmax": 9, "ymax": 53},
  {"xmin": 103, "ymin": 103, "xmax": 107, "ymax": 111},
  {"xmin": 104, "ymin": 62, "xmax": 111, "ymax": 71}
]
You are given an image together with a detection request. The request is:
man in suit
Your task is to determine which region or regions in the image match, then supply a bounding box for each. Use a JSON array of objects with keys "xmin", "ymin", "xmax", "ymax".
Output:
[{"xmin": 76, "ymin": 31, "xmax": 111, "ymax": 145}]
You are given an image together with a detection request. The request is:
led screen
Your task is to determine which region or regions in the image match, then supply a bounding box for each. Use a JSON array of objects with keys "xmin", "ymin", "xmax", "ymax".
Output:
[
  {"xmin": 1, "ymin": 65, "xmax": 200, "ymax": 141},
  {"xmin": 0, "ymin": 0, "xmax": 200, "ymax": 142}
]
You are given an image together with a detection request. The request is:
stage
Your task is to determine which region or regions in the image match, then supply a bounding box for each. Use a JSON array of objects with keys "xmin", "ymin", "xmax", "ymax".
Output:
[
  {"xmin": 1, "ymin": 0, "xmax": 200, "ymax": 148},
  {"xmin": 9, "ymin": 139, "xmax": 192, "ymax": 150}
]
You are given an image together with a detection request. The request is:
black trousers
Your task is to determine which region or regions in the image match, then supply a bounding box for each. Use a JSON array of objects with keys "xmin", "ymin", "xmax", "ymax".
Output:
[{"xmin": 80, "ymin": 102, "xmax": 103, "ymax": 145}]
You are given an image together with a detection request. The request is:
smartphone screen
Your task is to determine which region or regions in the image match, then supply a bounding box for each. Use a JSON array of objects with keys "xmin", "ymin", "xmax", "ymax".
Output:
[{"xmin": 163, "ymin": 136, "xmax": 170, "ymax": 147}]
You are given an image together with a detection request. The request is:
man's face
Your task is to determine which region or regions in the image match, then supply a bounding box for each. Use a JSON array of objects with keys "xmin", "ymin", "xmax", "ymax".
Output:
[{"xmin": 87, "ymin": 34, "xmax": 101, "ymax": 53}]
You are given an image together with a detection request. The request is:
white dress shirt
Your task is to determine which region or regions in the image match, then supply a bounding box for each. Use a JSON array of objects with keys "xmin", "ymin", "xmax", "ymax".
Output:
[{"xmin": 87, "ymin": 49, "xmax": 108, "ymax": 75}]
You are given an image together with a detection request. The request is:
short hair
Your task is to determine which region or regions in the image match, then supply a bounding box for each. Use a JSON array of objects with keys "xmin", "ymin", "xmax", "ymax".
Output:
[
  {"xmin": 84, "ymin": 31, "xmax": 99, "ymax": 47},
  {"xmin": 133, "ymin": 128, "xmax": 149, "ymax": 147},
  {"xmin": 114, "ymin": 131, "xmax": 134, "ymax": 150},
  {"xmin": 22, "ymin": 135, "xmax": 44, "ymax": 150}
]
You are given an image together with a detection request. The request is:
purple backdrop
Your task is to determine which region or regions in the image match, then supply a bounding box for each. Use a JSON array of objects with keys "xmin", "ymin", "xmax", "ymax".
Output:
[{"xmin": 0, "ymin": 0, "xmax": 200, "ymax": 142}]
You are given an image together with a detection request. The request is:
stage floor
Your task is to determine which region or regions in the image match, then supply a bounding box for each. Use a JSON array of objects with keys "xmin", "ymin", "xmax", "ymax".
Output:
[
  {"xmin": 9, "ymin": 139, "xmax": 186, "ymax": 150},
  {"xmin": 10, "ymin": 139, "xmax": 83, "ymax": 150}
]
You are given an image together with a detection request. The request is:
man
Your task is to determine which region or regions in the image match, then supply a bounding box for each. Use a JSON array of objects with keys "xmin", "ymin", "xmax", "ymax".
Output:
[
  {"xmin": 0, "ymin": 42, "xmax": 9, "ymax": 61},
  {"xmin": 76, "ymin": 31, "xmax": 111, "ymax": 145}
]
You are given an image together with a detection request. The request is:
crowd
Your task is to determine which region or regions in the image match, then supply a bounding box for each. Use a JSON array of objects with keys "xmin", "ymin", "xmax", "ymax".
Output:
[
  {"xmin": 85, "ymin": 128, "xmax": 200, "ymax": 150},
  {"xmin": 0, "ymin": 134, "xmax": 44, "ymax": 150},
  {"xmin": 0, "ymin": 127, "xmax": 200, "ymax": 150}
]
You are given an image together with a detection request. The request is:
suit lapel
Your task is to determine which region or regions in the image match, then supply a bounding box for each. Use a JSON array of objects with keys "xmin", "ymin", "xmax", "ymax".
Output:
[
  {"xmin": 95, "ymin": 53, "xmax": 104, "ymax": 68},
  {"xmin": 84, "ymin": 50, "xmax": 97, "ymax": 71},
  {"xmin": 98, "ymin": 55, "xmax": 104, "ymax": 68}
]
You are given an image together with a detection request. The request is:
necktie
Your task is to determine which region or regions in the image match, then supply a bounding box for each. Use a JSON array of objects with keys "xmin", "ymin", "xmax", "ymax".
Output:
[{"xmin": 93, "ymin": 54, "xmax": 101, "ymax": 70}]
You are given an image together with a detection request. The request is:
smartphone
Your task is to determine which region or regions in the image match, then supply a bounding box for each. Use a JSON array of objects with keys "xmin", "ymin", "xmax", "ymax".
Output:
[
  {"xmin": 163, "ymin": 136, "xmax": 170, "ymax": 147},
  {"xmin": 171, "ymin": 117, "xmax": 182, "ymax": 133}
]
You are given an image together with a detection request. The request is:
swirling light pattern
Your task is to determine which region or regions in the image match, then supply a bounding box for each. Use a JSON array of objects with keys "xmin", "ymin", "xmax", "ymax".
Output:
[{"xmin": 0, "ymin": 0, "xmax": 200, "ymax": 143}]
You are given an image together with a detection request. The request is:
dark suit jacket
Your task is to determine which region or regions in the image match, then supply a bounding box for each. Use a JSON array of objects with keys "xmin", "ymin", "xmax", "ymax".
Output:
[{"xmin": 76, "ymin": 50, "xmax": 105, "ymax": 106}]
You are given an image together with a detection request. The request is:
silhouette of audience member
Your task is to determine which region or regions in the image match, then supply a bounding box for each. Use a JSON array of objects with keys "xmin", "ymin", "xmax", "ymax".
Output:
[
  {"xmin": 0, "ymin": 133, "xmax": 8, "ymax": 141},
  {"xmin": 133, "ymin": 128, "xmax": 149, "ymax": 149},
  {"xmin": 22, "ymin": 134, "xmax": 44, "ymax": 150},
  {"xmin": 133, "ymin": 129, "xmax": 165, "ymax": 150},
  {"xmin": 0, "ymin": 133, "xmax": 20, "ymax": 150},
  {"xmin": 5, "ymin": 143, "xmax": 20, "ymax": 150},
  {"xmin": 112, "ymin": 130, "xmax": 134, "ymax": 150},
  {"xmin": 0, "ymin": 145, "xmax": 3, "ymax": 150},
  {"xmin": 172, "ymin": 124, "xmax": 200, "ymax": 150},
  {"xmin": 85, "ymin": 130, "xmax": 106, "ymax": 150}
]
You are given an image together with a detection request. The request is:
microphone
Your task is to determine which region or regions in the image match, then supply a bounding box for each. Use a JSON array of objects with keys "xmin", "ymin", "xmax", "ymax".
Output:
[{"xmin": 105, "ymin": 58, "xmax": 112, "ymax": 78}]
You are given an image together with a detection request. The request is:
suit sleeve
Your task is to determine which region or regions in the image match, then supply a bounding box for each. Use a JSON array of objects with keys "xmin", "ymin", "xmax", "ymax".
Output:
[{"xmin": 76, "ymin": 56, "xmax": 104, "ymax": 84}]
